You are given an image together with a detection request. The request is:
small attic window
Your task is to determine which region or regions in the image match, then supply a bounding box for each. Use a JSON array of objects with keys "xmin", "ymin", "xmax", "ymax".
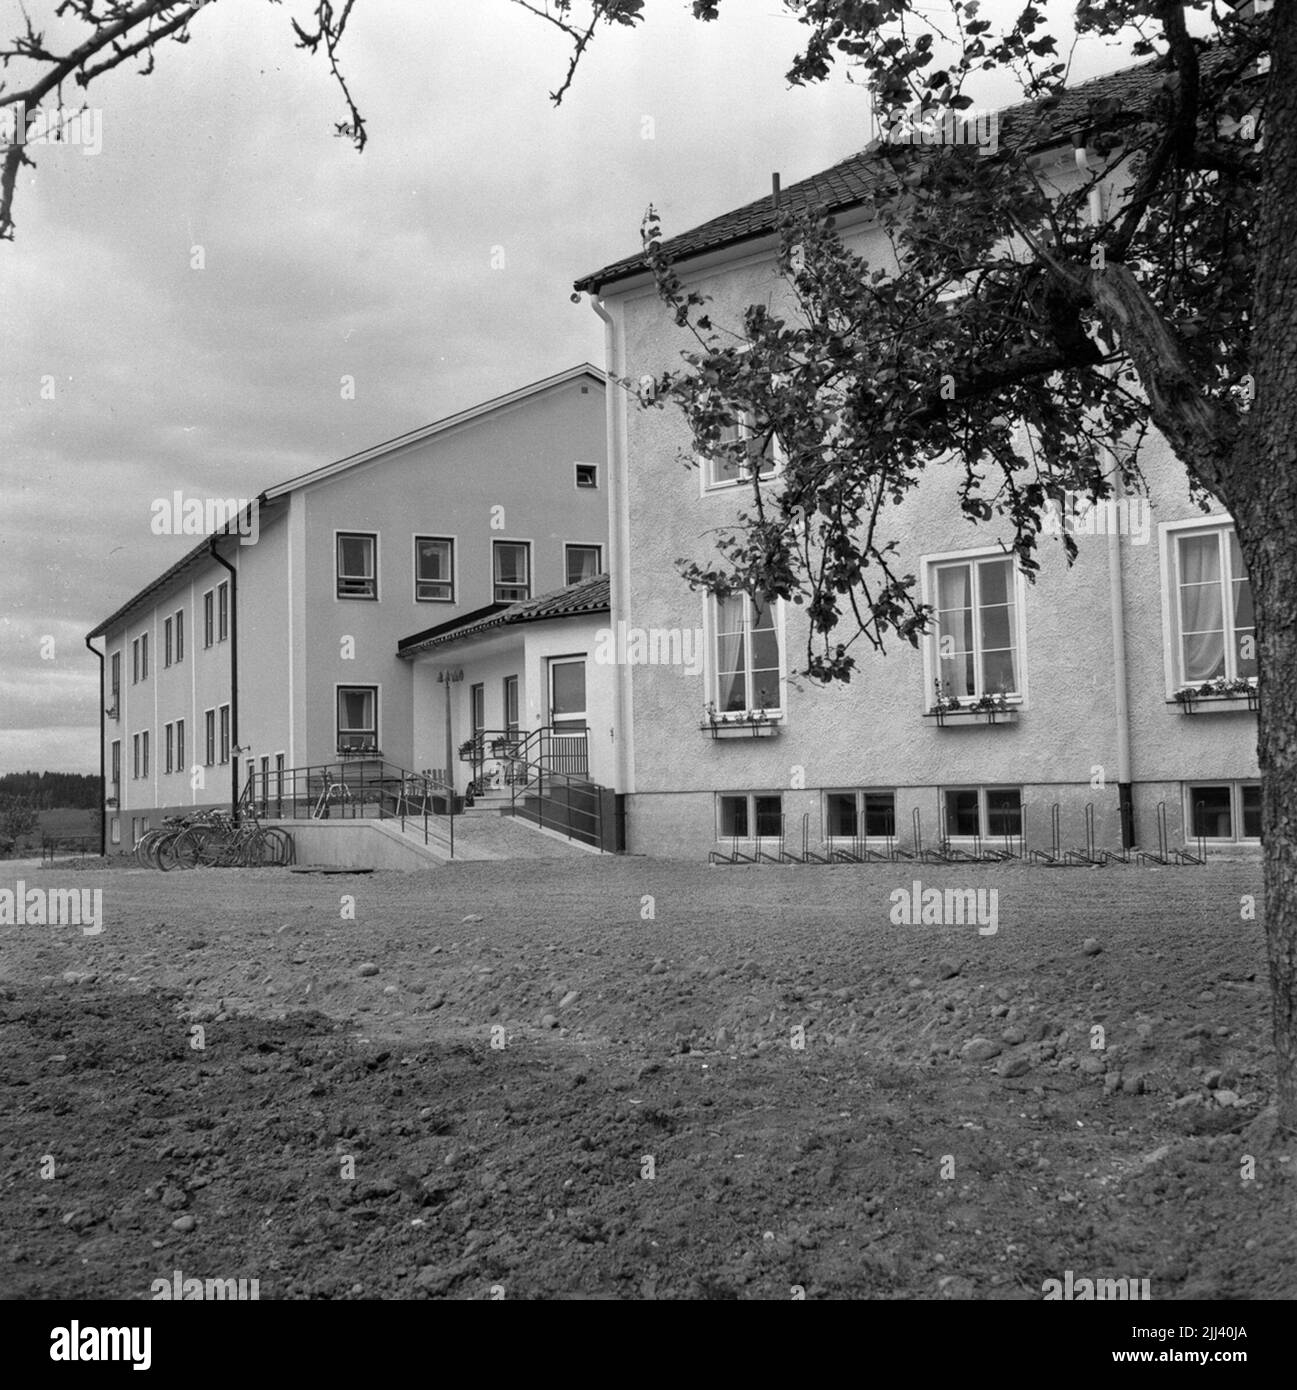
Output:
[{"xmin": 575, "ymin": 463, "xmax": 598, "ymax": 489}]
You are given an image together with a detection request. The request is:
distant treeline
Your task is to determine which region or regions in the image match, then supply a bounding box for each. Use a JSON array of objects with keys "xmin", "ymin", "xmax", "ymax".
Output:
[{"xmin": 0, "ymin": 771, "xmax": 99, "ymax": 808}]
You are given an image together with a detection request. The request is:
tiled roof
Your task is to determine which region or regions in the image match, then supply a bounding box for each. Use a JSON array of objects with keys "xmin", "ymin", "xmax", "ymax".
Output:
[
  {"xmin": 398, "ymin": 573, "xmax": 610, "ymax": 657},
  {"xmin": 575, "ymin": 51, "xmax": 1213, "ymax": 293}
]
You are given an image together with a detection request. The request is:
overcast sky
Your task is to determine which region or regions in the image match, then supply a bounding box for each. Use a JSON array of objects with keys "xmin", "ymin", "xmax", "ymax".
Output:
[{"xmin": 0, "ymin": 0, "xmax": 1150, "ymax": 775}]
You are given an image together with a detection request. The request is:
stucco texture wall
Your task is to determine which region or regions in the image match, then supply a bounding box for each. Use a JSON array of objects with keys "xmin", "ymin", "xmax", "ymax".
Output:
[{"xmin": 606, "ymin": 174, "xmax": 1258, "ymax": 858}]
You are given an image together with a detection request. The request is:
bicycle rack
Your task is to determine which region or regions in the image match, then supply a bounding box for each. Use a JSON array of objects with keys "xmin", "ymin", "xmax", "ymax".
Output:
[
  {"xmin": 1027, "ymin": 803, "xmax": 1067, "ymax": 866},
  {"xmin": 1172, "ymin": 800, "xmax": 1208, "ymax": 865},
  {"xmin": 1098, "ymin": 805, "xmax": 1134, "ymax": 864},
  {"xmin": 982, "ymin": 799, "xmax": 1023, "ymax": 862},
  {"xmin": 758, "ymin": 817, "xmax": 795, "ymax": 864},
  {"xmin": 1064, "ymin": 802, "xmax": 1106, "ymax": 866},
  {"xmin": 1137, "ymin": 802, "xmax": 1173, "ymax": 866},
  {"xmin": 709, "ymin": 834, "xmax": 750, "ymax": 866},
  {"xmin": 915, "ymin": 807, "xmax": 955, "ymax": 863},
  {"xmin": 800, "ymin": 813, "xmax": 831, "ymax": 865}
]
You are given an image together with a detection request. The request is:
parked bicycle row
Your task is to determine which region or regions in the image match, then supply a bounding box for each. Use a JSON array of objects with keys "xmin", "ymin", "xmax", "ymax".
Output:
[{"xmin": 134, "ymin": 809, "xmax": 295, "ymax": 871}]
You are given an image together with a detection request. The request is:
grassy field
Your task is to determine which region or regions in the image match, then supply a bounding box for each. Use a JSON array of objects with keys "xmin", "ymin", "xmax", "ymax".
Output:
[
  {"xmin": 0, "ymin": 807, "xmax": 98, "ymax": 859},
  {"xmin": 0, "ymin": 854, "xmax": 1291, "ymax": 1300}
]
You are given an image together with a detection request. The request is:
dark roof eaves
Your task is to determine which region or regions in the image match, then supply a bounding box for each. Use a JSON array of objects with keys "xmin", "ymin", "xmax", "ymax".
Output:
[{"xmin": 575, "ymin": 54, "xmax": 1187, "ymax": 294}]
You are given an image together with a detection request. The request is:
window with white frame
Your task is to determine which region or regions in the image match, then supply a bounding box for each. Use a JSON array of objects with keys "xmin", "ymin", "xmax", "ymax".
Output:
[
  {"xmin": 203, "ymin": 591, "xmax": 214, "ymax": 647},
  {"xmin": 217, "ymin": 581, "xmax": 229, "ymax": 640},
  {"xmin": 165, "ymin": 722, "xmax": 174, "ymax": 774},
  {"xmin": 493, "ymin": 541, "xmax": 531, "ymax": 602},
  {"xmin": 141, "ymin": 729, "xmax": 150, "ymax": 778},
  {"xmin": 565, "ymin": 544, "xmax": 602, "ymax": 587},
  {"xmin": 175, "ymin": 609, "xmax": 184, "ymax": 663},
  {"xmin": 110, "ymin": 816, "xmax": 120, "ymax": 845},
  {"xmin": 164, "ymin": 617, "xmax": 173, "ymax": 668},
  {"xmin": 176, "ymin": 718, "xmax": 185, "ymax": 772},
  {"xmin": 132, "ymin": 637, "xmax": 140, "ymax": 684},
  {"xmin": 338, "ymin": 686, "xmax": 378, "ymax": 751},
  {"xmin": 110, "ymin": 740, "xmax": 120, "ymax": 787},
  {"xmin": 132, "ymin": 733, "xmax": 140, "ymax": 779},
  {"xmin": 712, "ymin": 591, "xmax": 782, "ymax": 713},
  {"xmin": 575, "ymin": 463, "xmax": 598, "ymax": 489},
  {"xmin": 1186, "ymin": 781, "xmax": 1260, "ymax": 841},
  {"xmin": 1171, "ymin": 524, "xmax": 1256, "ymax": 686},
  {"xmin": 110, "ymin": 652, "xmax": 120, "ymax": 710},
  {"xmin": 703, "ymin": 408, "xmax": 782, "ymax": 489},
  {"xmin": 141, "ymin": 632, "xmax": 149, "ymax": 680},
  {"xmin": 942, "ymin": 786, "xmax": 1023, "ymax": 839},
  {"xmin": 219, "ymin": 705, "xmax": 230, "ymax": 763},
  {"xmin": 930, "ymin": 553, "xmax": 1020, "ymax": 701},
  {"xmin": 337, "ymin": 533, "xmax": 378, "ymax": 600},
  {"xmin": 825, "ymin": 790, "xmax": 897, "ymax": 840},
  {"xmin": 717, "ymin": 792, "xmax": 783, "ymax": 840},
  {"xmin": 414, "ymin": 536, "xmax": 454, "ymax": 602},
  {"xmin": 204, "ymin": 709, "xmax": 216, "ymax": 766}
]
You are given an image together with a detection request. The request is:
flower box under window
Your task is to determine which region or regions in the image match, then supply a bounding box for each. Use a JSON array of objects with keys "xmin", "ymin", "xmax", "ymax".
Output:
[
  {"xmin": 1170, "ymin": 680, "xmax": 1258, "ymax": 714},
  {"xmin": 701, "ymin": 709, "xmax": 782, "ymax": 739},
  {"xmin": 925, "ymin": 696, "xmax": 1020, "ymax": 727}
]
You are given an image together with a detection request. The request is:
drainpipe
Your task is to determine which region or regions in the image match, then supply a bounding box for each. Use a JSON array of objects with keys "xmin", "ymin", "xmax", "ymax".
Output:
[
  {"xmin": 1080, "ymin": 153, "xmax": 1135, "ymax": 848},
  {"xmin": 1092, "ymin": 343, "xmax": 1133, "ymax": 845},
  {"xmin": 84, "ymin": 636, "xmax": 106, "ymax": 857},
  {"xmin": 588, "ymin": 291, "xmax": 633, "ymax": 795},
  {"xmin": 1104, "ymin": 446, "xmax": 1135, "ymax": 847},
  {"xmin": 209, "ymin": 538, "xmax": 240, "ymax": 821}
]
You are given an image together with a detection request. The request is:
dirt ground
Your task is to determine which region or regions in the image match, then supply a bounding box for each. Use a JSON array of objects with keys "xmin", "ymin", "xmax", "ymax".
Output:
[{"xmin": 1, "ymin": 854, "xmax": 1293, "ymax": 1300}]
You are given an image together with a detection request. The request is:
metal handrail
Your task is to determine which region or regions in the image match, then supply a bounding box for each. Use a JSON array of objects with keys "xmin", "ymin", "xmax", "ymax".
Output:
[{"xmin": 242, "ymin": 758, "xmax": 455, "ymax": 857}]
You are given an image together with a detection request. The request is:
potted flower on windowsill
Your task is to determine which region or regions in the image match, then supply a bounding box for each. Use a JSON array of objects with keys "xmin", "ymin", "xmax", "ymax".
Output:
[
  {"xmin": 701, "ymin": 695, "xmax": 782, "ymax": 737},
  {"xmin": 926, "ymin": 680, "xmax": 1016, "ymax": 726},
  {"xmin": 1171, "ymin": 677, "xmax": 1257, "ymax": 713}
]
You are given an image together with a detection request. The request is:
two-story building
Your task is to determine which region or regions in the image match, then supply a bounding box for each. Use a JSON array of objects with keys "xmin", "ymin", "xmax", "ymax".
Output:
[
  {"xmin": 87, "ymin": 364, "xmax": 607, "ymax": 848},
  {"xmin": 574, "ymin": 60, "xmax": 1260, "ymax": 861}
]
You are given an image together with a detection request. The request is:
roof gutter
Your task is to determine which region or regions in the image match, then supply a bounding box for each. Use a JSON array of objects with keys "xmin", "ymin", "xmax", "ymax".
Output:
[{"xmin": 84, "ymin": 635, "xmax": 106, "ymax": 857}]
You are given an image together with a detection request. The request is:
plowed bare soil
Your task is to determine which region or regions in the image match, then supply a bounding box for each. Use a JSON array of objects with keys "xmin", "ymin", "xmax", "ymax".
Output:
[{"xmin": 1, "ymin": 856, "xmax": 1293, "ymax": 1300}]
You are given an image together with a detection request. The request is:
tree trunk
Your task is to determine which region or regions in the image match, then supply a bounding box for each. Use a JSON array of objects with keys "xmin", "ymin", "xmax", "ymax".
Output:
[
  {"xmin": 1231, "ymin": 0, "xmax": 1297, "ymax": 1138},
  {"xmin": 1236, "ymin": 514, "xmax": 1297, "ymax": 1136}
]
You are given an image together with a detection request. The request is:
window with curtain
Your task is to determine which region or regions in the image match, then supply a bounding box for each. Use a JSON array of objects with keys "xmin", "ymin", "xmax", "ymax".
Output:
[
  {"xmin": 415, "ymin": 537, "xmax": 454, "ymax": 602},
  {"xmin": 713, "ymin": 592, "xmax": 781, "ymax": 712},
  {"xmin": 337, "ymin": 533, "xmax": 377, "ymax": 599},
  {"xmin": 932, "ymin": 555, "xmax": 1019, "ymax": 699},
  {"xmin": 1176, "ymin": 526, "xmax": 1255, "ymax": 684},
  {"xmin": 565, "ymin": 544, "xmax": 602, "ymax": 586},
  {"xmin": 706, "ymin": 409, "xmax": 782, "ymax": 488},
  {"xmin": 337, "ymin": 687, "xmax": 378, "ymax": 750},
  {"xmin": 493, "ymin": 541, "xmax": 531, "ymax": 602}
]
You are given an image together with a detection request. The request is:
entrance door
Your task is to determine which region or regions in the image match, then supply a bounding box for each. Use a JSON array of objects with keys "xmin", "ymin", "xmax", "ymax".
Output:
[
  {"xmin": 470, "ymin": 683, "xmax": 485, "ymax": 737},
  {"xmin": 503, "ymin": 675, "xmax": 520, "ymax": 738},
  {"xmin": 547, "ymin": 657, "xmax": 588, "ymax": 774}
]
